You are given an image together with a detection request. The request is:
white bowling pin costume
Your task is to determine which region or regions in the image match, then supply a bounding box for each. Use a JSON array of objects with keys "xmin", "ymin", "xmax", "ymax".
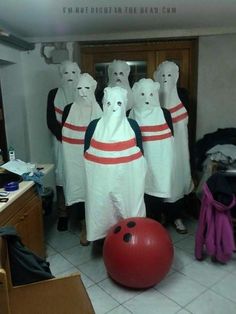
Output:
[
  {"xmin": 84, "ymin": 86, "xmax": 147, "ymax": 241},
  {"xmin": 130, "ymin": 78, "xmax": 174, "ymax": 198},
  {"xmin": 154, "ymin": 61, "xmax": 193, "ymax": 202},
  {"xmin": 62, "ymin": 73, "xmax": 102, "ymax": 206}
]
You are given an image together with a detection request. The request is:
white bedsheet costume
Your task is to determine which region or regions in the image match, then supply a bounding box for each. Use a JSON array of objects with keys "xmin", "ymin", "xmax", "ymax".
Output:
[
  {"xmin": 129, "ymin": 78, "xmax": 174, "ymax": 198},
  {"xmin": 52, "ymin": 60, "xmax": 80, "ymax": 186},
  {"xmin": 84, "ymin": 86, "xmax": 147, "ymax": 241},
  {"xmin": 153, "ymin": 61, "xmax": 193, "ymax": 202},
  {"xmin": 62, "ymin": 73, "xmax": 102, "ymax": 205},
  {"xmin": 108, "ymin": 60, "xmax": 134, "ymax": 111}
]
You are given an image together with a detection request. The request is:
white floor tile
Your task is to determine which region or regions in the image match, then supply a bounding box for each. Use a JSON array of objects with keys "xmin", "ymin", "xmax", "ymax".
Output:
[
  {"xmin": 78, "ymin": 257, "xmax": 108, "ymax": 283},
  {"xmin": 155, "ymin": 272, "xmax": 206, "ymax": 306},
  {"xmin": 60, "ymin": 243, "xmax": 93, "ymax": 266},
  {"xmin": 45, "ymin": 243, "xmax": 57, "ymax": 257},
  {"xmin": 186, "ymin": 290, "xmax": 236, "ymax": 314},
  {"xmin": 174, "ymin": 235, "xmax": 196, "ymax": 255},
  {"xmin": 87, "ymin": 285, "xmax": 119, "ymax": 314},
  {"xmin": 176, "ymin": 310, "xmax": 192, "ymax": 314},
  {"xmin": 47, "ymin": 253, "xmax": 74, "ymax": 276},
  {"xmin": 123, "ymin": 288, "xmax": 181, "ymax": 314},
  {"xmin": 47, "ymin": 230, "xmax": 81, "ymax": 251},
  {"xmin": 98, "ymin": 277, "xmax": 143, "ymax": 303},
  {"xmin": 180, "ymin": 260, "xmax": 227, "ymax": 287},
  {"xmin": 211, "ymin": 272, "xmax": 236, "ymax": 303},
  {"xmin": 107, "ymin": 305, "xmax": 132, "ymax": 313},
  {"xmin": 167, "ymin": 226, "xmax": 190, "ymax": 244},
  {"xmin": 172, "ymin": 247, "xmax": 195, "ymax": 271}
]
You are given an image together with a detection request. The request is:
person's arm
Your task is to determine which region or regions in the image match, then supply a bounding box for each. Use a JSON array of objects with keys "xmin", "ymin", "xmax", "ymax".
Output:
[
  {"xmin": 162, "ymin": 108, "xmax": 174, "ymax": 136},
  {"xmin": 47, "ymin": 89, "xmax": 62, "ymax": 141},
  {"xmin": 128, "ymin": 118, "xmax": 144, "ymax": 154},
  {"xmin": 62, "ymin": 104, "xmax": 72, "ymax": 127},
  {"xmin": 84, "ymin": 119, "xmax": 100, "ymax": 152}
]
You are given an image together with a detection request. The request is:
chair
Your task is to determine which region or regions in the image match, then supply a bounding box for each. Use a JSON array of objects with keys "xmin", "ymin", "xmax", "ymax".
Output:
[{"xmin": 0, "ymin": 236, "xmax": 95, "ymax": 314}]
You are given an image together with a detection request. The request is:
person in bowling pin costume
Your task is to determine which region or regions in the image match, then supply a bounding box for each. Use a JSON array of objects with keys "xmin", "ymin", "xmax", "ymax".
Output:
[
  {"xmin": 154, "ymin": 61, "xmax": 194, "ymax": 233},
  {"xmin": 84, "ymin": 86, "xmax": 147, "ymax": 241},
  {"xmin": 47, "ymin": 60, "xmax": 81, "ymax": 231},
  {"xmin": 62, "ymin": 73, "xmax": 102, "ymax": 244}
]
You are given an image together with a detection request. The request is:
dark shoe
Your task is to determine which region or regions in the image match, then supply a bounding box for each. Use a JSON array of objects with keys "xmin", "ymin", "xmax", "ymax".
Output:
[
  {"xmin": 173, "ymin": 219, "xmax": 188, "ymax": 234},
  {"xmin": 57, "ymin": 217, "xmax": 68, "ymax": 231}
]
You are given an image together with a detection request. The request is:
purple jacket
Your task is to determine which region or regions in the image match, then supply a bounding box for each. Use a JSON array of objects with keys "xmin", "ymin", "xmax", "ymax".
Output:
[{"xmin": 195, "ymin": 173, "xmax": 236, "ymax": 263}]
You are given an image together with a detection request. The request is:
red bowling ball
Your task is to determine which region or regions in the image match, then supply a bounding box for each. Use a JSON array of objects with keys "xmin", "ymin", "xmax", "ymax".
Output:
[{"xmin": 103, "ymin": 217, "xmax": 174, "ymax": 289}]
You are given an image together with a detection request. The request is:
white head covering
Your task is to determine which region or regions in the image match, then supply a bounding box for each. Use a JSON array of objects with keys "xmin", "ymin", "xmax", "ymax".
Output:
[
  {"xmin": 54, "ymin": 60, "xmax": 81, "ymax": 124},
  {"xmin": 130, "ymin": 78, "xmax": 174, "ymax": 198},
  {"xmin": 153, "ymin": 61, "xmax": 180, "ymax": 109},
  {"xmin": 108, "ymin": 60, "xmax": 134, "ymax": 111},
  {"xmin": 62, "ymin": 73, "xmax": 102, "ymax": 205},
  {"xmin": 84, "ymin": 86, "xmax": 147, "ymax": 241}
]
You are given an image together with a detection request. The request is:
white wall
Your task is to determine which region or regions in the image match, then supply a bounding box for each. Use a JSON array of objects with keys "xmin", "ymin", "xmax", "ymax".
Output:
[{"xmin": 196, "ymin": 34, "xmax": 236, "ymax": 140}]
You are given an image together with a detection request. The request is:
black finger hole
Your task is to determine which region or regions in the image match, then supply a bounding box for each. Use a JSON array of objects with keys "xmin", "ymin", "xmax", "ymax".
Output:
[
  {"xmin": 123, "ymin": 233, "xmax": 132, "ymax": 242},
  {"xmin": 127, "ymin": 221, "xmax": 136, "ymax": 228},
  {"xmin": 114, "ymin": 226, "xmax": 121, "ymax": 234}
]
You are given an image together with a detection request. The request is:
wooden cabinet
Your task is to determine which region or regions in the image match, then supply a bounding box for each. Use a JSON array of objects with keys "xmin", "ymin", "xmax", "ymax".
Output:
[{"xmin": 0, "ymin": 186, "xmax": 45, "ymax": 257}]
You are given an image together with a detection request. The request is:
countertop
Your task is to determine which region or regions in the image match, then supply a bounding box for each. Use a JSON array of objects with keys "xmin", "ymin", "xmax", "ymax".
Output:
[{"xmin": 0, "ymin": 163, "xmax": 54, "ymax": 213}]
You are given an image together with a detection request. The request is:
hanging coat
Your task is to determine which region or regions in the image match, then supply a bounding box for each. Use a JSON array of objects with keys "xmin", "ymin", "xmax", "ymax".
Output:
[
  {"xmin": 195, "ymin": 173, "xmax": 236, "ymax": 263},
  {"xmin": 62, "ymin": 73, "xmax": 102, "ymax": 206},
  {"xmin": 130, "ymin": 78, "xmax": 175, "ymax": 198},
  {"xmin": 84, "ymin": 86, "xmax": 147, "ymax": 241}
]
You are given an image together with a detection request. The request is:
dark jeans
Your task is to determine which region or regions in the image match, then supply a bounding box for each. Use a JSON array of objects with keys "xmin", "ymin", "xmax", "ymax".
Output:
[{"xmin": 144, "ymin": 193, "xmax": 185, "ymax": 224}]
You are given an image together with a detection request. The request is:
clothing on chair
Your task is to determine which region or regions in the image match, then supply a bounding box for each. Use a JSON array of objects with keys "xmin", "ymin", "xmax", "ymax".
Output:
[{"xmin": 195, "ymin": 173, "xmax": 236, "ymax": 263}]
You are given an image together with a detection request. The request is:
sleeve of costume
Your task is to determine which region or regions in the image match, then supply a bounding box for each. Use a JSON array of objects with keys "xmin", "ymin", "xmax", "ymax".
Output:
[
  {"xmin": 162, "ymin": 108, "xmax": 174, "ymax": 136},
  {"xmin": 47, "ymin": 88, "xmax": 62, "ymax": 141},
  {"xmin": 62, "ymin": 104, "xmax": 72, "ymax": 127},
  {"xmin": 128, "ymin": 118, "xmax": 144, "ymax": 154},
  {"xmin": 178, "ymin": 87, "xmax": 190, "ymax": 112},
  {"xmin": 84, "ymin": 119, "xmax": 100, "ymax": 152}
]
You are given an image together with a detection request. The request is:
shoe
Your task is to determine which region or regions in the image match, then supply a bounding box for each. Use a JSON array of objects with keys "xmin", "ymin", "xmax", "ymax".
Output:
[
  {"xmin": 173, "ymin": 219, "xmax": 188, "ymax": 234},
  {"xmin": 80, "ymin": 220, "xmax": 90, "ymax": 246},
  {"xmin": 57, "ymin": 217, "xmax": 68, "ymax": 231}
]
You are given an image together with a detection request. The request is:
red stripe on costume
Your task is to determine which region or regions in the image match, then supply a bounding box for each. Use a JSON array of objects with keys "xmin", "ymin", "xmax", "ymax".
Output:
[
  {"xmin": 172, "ymin": 112, "xmax": 188, "ymax": 123},
  {"xmin": 84, "ymin": 151, "xmax": 142, "ymax": 164},
  {"xmin": 142, "ymin": 132, "xmax": 172, "ymax": 142},
  {"xmin": 91, "ymin": 138, "xmax": 136, "ymax": 151},
  {"xmin": 55, "ymin": 106, "xmax": 63, "ymax": 114},
  {"xmin": 63, "ymin": 122, "xmax": 87, "ymax": 132},
  {"xmin": 140, "ymin": 124, "xmax": 169, "ymax": 132},
  {"xmin": 169, "ymin": 103, "xmax": 184, "ymax": 113},
  {"xmin": 62, "ymin": 136, "xmax": 84, "ymax": 145}
]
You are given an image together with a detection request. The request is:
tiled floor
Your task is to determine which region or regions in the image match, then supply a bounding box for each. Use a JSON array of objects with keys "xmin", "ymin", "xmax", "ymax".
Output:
[{"xmin": 44, "ymin": 210, "xmax": 236, "ymax": 314}]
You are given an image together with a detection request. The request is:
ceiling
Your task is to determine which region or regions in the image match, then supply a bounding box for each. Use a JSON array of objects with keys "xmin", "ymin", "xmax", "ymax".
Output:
[{"xmin": 0, "ymin": 0, "xmax": 236, "ymax": 43}]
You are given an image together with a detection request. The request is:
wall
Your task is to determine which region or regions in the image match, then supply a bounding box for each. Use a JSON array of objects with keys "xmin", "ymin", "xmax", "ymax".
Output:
[
  {"xmin": 0, "ymin": 43, "xmax": 29, "ymax": 161},
  {"xmin": 196, "ymin": 34, "xmax": 236, "ymax": 140}
]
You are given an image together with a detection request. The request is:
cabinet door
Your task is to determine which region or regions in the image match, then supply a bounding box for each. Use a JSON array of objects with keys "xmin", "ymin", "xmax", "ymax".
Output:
[{"xmin": 6, "ymin": 193, "xmax": 45, "ymax": 257}]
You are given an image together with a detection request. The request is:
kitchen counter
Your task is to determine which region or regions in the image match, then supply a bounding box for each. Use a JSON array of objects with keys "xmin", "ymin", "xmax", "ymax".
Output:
[
  {"xmin": 0, "ymin": 163, "xmax": 53, "ymax": 257},
  {"xmin": 0, "ymin": 163, "xmax": 54, "ymax": 213}
]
